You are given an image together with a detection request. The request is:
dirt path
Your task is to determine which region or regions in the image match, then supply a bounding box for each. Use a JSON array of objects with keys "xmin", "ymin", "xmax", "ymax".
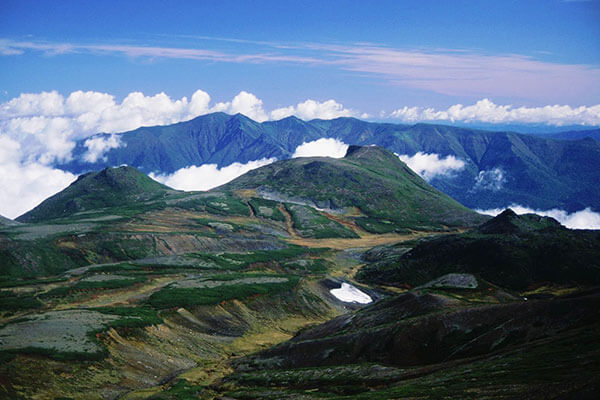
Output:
[
  {"xmin": 322, "ymin": 211, "xmax": 361, "ymax": 233},
  {"xmin": 278, "ymin": 204, "xmax": 299, "ymax": 238},
  {"xmin": 247, "ymin": 202, "xmax": 256, "ymax": 218}
]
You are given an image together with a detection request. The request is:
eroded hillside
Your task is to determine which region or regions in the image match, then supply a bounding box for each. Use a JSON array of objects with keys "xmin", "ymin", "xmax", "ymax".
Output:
[{"xmin": 1, "ymin": 149, "xmax": 598, "ymax": 399}]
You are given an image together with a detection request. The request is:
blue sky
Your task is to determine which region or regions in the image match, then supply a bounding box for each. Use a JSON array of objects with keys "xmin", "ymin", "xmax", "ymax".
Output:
[
  {"xmin": 1, "ymin": 0, "xmax": 600, "ymax": 219},
  {"xmin": 1, "ymin": 0, "xmax": 599, "ymax": 115}
]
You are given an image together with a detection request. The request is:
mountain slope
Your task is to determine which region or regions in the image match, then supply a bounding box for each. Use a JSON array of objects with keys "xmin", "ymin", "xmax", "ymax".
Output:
[
  {"xmin": 536, "ymin": 128, "xmax": 600, "ymax": 141},
  {"xmin": 58, "ymin": 113, "xmax": 600, "ymax": 212},
  {"xmin": 227, "ymin": 289, "xmax": 600, "ymax": 399},
  {"xmin": 0, "ymin": 215, "xmax": 18, "ymax": 226},
  {"xmin": 357, "ymin": 209, "xmax": 600, "ymax": 290},
  {"xmin": 220, "ymin": 145, "xmax": 487, "ymax": 231},
  {"xmin": 16, "ymin": 166, "xmax": 175, "ymax": 223},
  {"xmin": 1, "ymin": 160, "xmax": 599, "ymax": 399}
]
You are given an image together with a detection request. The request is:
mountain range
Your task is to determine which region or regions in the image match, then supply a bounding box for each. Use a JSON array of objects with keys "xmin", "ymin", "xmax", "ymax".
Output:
[
  {"xmin": 58, "ymin": 112, "xmax": 600, "ymax": 213},
  {"xmin": 2, "ymin": 145, "xmax": 599, "ymax": 399}
]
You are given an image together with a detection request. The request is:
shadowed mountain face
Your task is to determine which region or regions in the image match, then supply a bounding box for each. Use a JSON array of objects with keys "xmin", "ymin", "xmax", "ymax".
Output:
[
  {"xmin": 236, "ymin": 290, "xmax": 600, "ymax": 370},
  {"xmin": 477, "ymin": 208, "xmax": 562, "ymax": 234},
  {"xmin": 16, "ymin": 166, "xmax": 175, "ymax": 223},
  {"xmin": 227, "ymin": 289, "xmax": 600, "ymax": 399},
  {"xmin": 58, "ymin": 113, "xmax": 600, "ymax": 212},
  {"xmin": 220, "ymin": 145, "xmax": 487, "ymax": 231},
  {"xmin": 357, "ymin": 209, "xmax": 600, "ymax": 290}
]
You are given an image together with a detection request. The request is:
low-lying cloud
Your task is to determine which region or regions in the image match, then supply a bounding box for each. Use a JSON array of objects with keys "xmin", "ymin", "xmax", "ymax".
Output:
[
  {"xmin": 149, "ymin": 158, "xmax": 276, "ymax": 191},
  {"xmin": 292, "ymin": 138, "xmax": 349, "ymax": 158},
  {"xmin": 473, "ymin": 168, "xmax": 506, "ymax": 191},
  {"xmin": 83, "ymin": 135, "xmax": 123, "ymax": 163},
  {"xmin": 390, "ymin": 98, "xmax": 600, "ymax": 126},
  {"xmin": 0, "ymin": 136, "xmax": 76, "ymax": 219},
  {"xmin": 476, "ymin": 204, "xmax": 600, "ymax": 230},
  {"xmin": 151, "ymin": 138, "xmax": 351, "ymax": 192},
  {"xmin": 397, "ymin": 152, "xmax": 465, "ymax": 181}
]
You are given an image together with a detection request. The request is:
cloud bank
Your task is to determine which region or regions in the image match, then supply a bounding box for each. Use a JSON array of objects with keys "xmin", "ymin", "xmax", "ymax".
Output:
[
  {"xmin": 0, "ymin": 89, "xmax": 361, "ymax": 166},
  {"xmin": 390, "ymin": 99, "xmax": 600, "ymax": 126},
  {"xmin": 149, "ymin": 158, "xmax": 276, "ymax": 191},
  {"xmin": 0, "ymin": 136, "xmax": 76, "ymax": 219},
  {"xmin": 292, "ymin": 138, "xmax": 349, "ymax": 158},
  {"xmin": 476, "ymin": 205, "xmax": 600, "ymax": 230},
  {"xmin": 0, "ymin": 89, "xmax": 361, "ymax": 218},
  {"xmin": 397, "ymin": 152, "xmax": 465, "ymax": 181},
  {"xmin": 271, "ymin": 99, "xmax": 366, "ymax": 121},
  {"xmin": 148, "ymin": 138, "xmax": 351, "ymax": 193},
  {"xmin": 83, "ymin": 134, "xmax": 123, "ymax": 163}
]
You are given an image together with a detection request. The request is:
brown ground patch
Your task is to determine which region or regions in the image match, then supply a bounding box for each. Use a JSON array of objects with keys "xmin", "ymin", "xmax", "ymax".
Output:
[
  {"xmin": 233, "ymin": 189, "xmax": 257, "ymax": 198},
  {"xmin": 54, "ymin": 275, "xmax": 180, "ymax": 309},
  {"xmin": 286, "ymin": 232, "xmax": 415, "ymax": 250},
  {"xmin": 279, "ymin": 204, "xmax": 300, "ymax": 239}
]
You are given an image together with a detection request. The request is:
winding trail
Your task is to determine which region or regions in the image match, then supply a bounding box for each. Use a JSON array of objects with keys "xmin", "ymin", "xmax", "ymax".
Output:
[{"xmin": 278, "ymin": 204, "xmax": 299, "ymax": 239}]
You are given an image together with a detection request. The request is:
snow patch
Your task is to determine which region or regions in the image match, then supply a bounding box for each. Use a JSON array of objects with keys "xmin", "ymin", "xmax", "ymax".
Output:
[{"xmin": 330, "ymin": 282, "xmax": 372, "ymax": 304}]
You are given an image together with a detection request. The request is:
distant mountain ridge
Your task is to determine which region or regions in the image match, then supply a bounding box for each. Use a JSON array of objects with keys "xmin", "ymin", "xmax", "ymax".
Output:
[{"xmin": 58, "ymin": 112, "xmax": 600, "ymax": 212}]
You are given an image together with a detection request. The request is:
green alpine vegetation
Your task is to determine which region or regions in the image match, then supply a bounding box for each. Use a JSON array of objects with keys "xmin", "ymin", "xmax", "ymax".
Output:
[
  {"xmin": 221, "ymin": 145, "xmax": 487, "ymax": 231},
  {"xmin": 0, "ymin": 215, "xmax": 19, "ymax": 226},
  {"xmin": 1, "ymin": 145, "xmax": 599, "ymax": 399},
  {"xmin": 16, "ymin": 166, "xmax": 176, "ymax": 223}
]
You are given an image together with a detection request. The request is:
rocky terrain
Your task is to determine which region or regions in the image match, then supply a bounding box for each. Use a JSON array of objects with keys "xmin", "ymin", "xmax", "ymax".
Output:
[{"xmin": 0, "ymin": 146, "xmax": 598, "ymax": 399}]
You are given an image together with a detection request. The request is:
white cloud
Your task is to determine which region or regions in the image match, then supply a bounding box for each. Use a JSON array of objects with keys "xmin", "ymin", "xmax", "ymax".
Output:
[
  {"xmin": 228, "ymin": 91, "xmax": 268, "ymax": 122},
  {"xmin": 83, "ymin": 135, "xmax": 123, "ymax": 163},
  {"xmin": 473, "ymin": 168, "xmax": 506, "ymax": 191},
  {"xmin": 149, "ymin": 158, "xmax": 276, "ymax": 191},
  {"xmin": 476, "ymin": 205, "xmax": 600, "ymax": 230},
  {"xmin": 397, "ymin": 152, "xmax": 465, "ymax": 181},
  {"xmin": 0, "ymin": 89, "xmax": 365, "ymax": 217},
  {"xmin": 292, "ymin": 138, "xmax": 349, "ymax": 158},
  {"xmin": 270, "ymin": 99, "xmax": 365, "ymax": 120},
  {"xmin": 0, "ymin": 89, "xmax": 367, "ymax": 167},
  {"xmin": 389, "ymin": 99, "xmax": 600, "ymax": 126},
  {"xmin": 0, "ymin": 135, "xmax": 76, "ymax": 219},
  {"xmin": 0, "ymin": 89, "xmax": 217, "ymax": 165}
]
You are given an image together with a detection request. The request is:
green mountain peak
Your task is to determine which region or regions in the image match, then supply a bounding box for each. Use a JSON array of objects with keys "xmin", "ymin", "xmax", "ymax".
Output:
[
  {"xmin": 221, "ymin": 145, "xmax": 487, "ymax": 231},
  {"xmin": 16, "ymin": 166, "xmax": 173, "ymax": 223}
]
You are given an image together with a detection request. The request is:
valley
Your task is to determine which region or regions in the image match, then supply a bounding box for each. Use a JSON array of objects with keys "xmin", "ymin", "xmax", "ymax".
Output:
[
  {"xmin": 1, "ymin": 146, "xmax": 599, "ymax": 399},
  {"xmin": 3, "ymin": 2, "xmax": 599, "ymax": 399}
]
